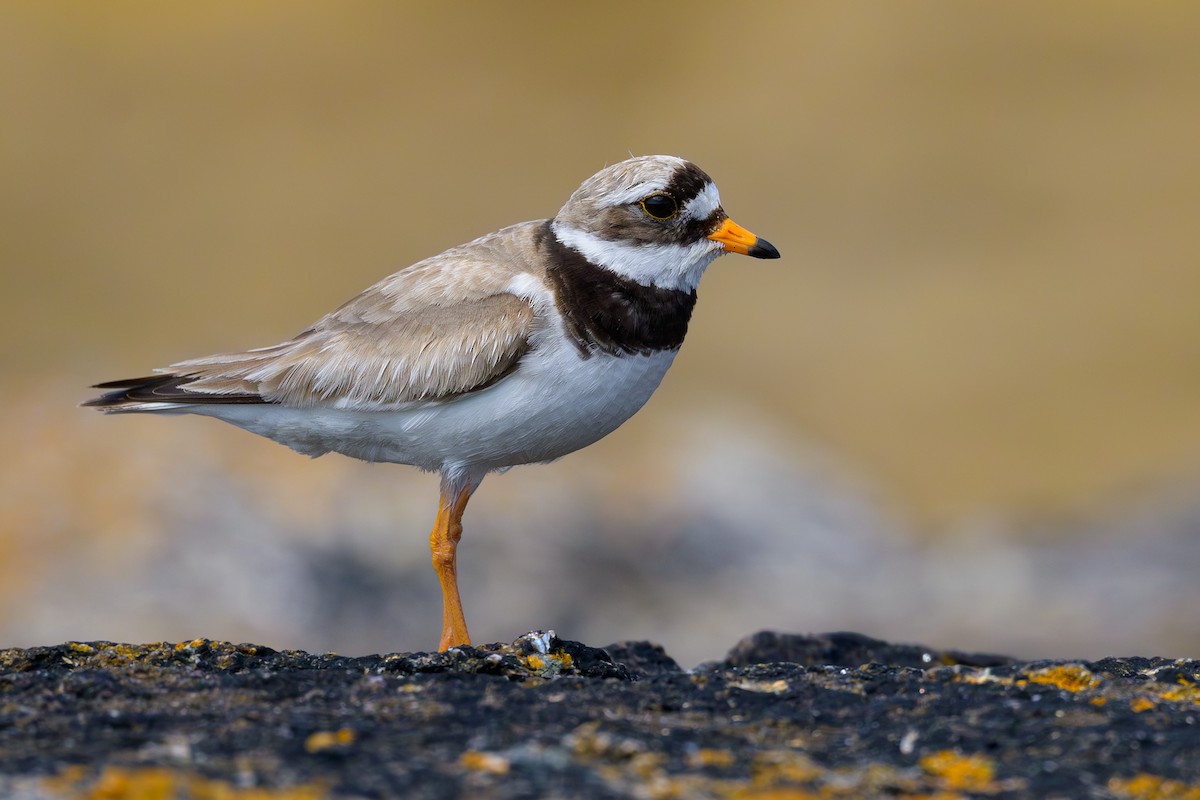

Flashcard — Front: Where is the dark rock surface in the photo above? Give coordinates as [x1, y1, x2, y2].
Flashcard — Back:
[1, 631, 1197, 799]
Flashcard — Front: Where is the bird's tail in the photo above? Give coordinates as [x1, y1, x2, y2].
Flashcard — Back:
[83, 374, 265, 412]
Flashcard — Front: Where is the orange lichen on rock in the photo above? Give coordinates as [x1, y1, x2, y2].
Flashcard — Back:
[522, 649, 574, 676]
[303, 728, 355, 753]
[44, 765, 327, 799]
[919, 750, 998, 792]
[1160, 678, 1200, 705]
[63, 642, 149, 667]
[747, 750, 825, 790]
[1128, 677, 1200, 714]
[1020, 664, 1100, 693]
[459, 750, 511, 775]
[1109, 773, 1200, 800]
[686, 748, 737, 769]
[1131, 697, 1157, 713]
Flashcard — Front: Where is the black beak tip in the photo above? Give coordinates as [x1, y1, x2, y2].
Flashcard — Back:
[748, 237, 781, 259]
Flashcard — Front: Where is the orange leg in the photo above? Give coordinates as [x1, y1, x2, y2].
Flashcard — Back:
[429, 482, 474, 650]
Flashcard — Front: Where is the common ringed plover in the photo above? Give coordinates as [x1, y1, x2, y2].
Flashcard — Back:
[86, 154, 780, 651]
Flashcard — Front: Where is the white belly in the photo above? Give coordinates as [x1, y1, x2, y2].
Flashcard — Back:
[187, 341, 679, 475]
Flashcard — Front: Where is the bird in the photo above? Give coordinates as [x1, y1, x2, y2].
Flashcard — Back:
[84, 155, 780, 652]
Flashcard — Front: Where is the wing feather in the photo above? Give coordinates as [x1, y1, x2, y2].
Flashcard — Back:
[159, 222, 545, 408]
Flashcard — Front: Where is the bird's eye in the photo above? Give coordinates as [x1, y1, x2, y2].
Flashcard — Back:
[639, 193, 679, 220]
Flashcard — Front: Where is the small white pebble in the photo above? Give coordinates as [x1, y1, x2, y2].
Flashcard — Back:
[528, 631, 554, 654]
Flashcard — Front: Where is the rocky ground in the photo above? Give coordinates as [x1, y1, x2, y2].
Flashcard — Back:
[0, 631, 1197, 799]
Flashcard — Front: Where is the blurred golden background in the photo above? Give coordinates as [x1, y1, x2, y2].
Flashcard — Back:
[2, 2, 1199, 664]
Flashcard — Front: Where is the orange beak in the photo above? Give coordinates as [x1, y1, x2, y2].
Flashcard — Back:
[706, 216, 780, 259]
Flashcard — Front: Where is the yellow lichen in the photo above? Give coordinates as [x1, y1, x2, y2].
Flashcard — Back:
[39, 764, 91, 795]
[44, 765, 327, 799]
[303, 728, 355, 753]
[687, 748, 737, 769]
[522, 649, 574, 675]
[459, 750, 510, 775]
[1109, 773, 1200, 799]
[919, 750, 997, 792]
[1020, 664, 1100, 693]
[628, 752, 666, 780]
[109, 645, 146, 661]
[748, 750, 824, 788]
[1161, 679, 1200, 705]
[86, 766, 176, 800]
[1130, 697, 1156, 713]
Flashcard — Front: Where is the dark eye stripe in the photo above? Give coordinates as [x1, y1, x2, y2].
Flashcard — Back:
[679, 209, 726, 243]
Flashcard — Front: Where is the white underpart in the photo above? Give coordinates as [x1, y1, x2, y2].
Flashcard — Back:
[176, 322, 680, 485]
[550, 221, 724, 293]
[684, 181, 722, 222]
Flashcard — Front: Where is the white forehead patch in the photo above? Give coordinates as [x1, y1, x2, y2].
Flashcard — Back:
[683, 182, 721, 221]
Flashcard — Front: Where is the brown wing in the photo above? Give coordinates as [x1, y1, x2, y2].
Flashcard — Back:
[148, 222, 545, 408]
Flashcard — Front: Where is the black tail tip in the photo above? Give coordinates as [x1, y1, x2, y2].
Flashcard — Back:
[83, 375, 167, 408]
